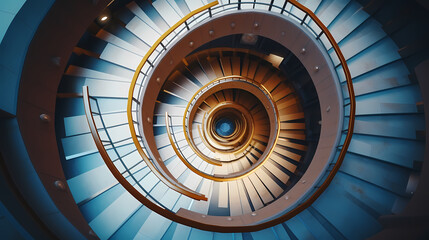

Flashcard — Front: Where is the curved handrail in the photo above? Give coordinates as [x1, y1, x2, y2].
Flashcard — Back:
[198, 123, 255, 163]
[83, 87, 207, 201]
[168, 111, 260, 181]
[125, 3, 221, 201]
[276, 0, 355, 217]
[182, 76, 279, 167]
[202, 103, 251, 150]
[198, 124, 226, 155]
[198, 102, 257, 160]
[169, 75, 280, 181]
[119, 0, 354, 232]
[201, 105, 250, 149]
[176, 0, 356, 228]
[126, 1, 221, 181]
[83, 86, 169, 207]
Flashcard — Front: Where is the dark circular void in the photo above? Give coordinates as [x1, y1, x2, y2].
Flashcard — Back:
[215, 118, 236, 137]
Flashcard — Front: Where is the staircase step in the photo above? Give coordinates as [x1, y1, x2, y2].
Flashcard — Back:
[80, 183, 126, 223]
[184, 0, 205, 11]
[134, 211, 172, 239]
[67, 164, 118, 204]
[250, 228, 279, 240]
[342, 61, 411, 98]
[328, 1, 369, 44]
[297, 209, 337, 240]
[242, 177, 264, 210]
[347, 134, 424, 169]
[333, 172, 400, 215]
[109, 206, 152, 240]
[348, 85, 421, 116]
[62, 151, 105, 179]
[352, 115, 424, 140]
[100, 22, 150, 56]
[136, 0, 170, 32]
[272, 224, 293, 240]
[89, 191, 141, 240]
[283, 216, 317, 240]
[125, 16, 162, 47]
[153, 0, 182, 27]
[127, 2, 164, 34]
[62, 133, 98, 160]
[300, 0, 323, 13]
[173, 0, 191, 16]
[340, 152, 413, 196]
[331, 18, 386, 66]
[338, 38, 402, 82]
[313, 185, 382, 239]
[310, 0, 351, 30]
[188, 228, 213, 240]
[99, 43, 142, 70]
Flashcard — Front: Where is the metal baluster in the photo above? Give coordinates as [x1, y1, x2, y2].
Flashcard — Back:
[301, 14, 308, 25]
[160, 42, 167, 51]
[132, 97, 140, 104]
[269, 0, 274, 11]
[281, 0, 288, 14]
[147, 60, 154, 68]
[316, 31, 324, 40]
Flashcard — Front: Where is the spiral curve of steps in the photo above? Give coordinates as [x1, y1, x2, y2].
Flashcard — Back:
[54, 0, 425, 239]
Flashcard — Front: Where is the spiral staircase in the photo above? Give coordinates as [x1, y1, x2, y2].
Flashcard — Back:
[0, 0, 428, 239]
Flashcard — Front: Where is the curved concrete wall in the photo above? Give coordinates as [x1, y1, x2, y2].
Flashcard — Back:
[0, 0, 54, 116]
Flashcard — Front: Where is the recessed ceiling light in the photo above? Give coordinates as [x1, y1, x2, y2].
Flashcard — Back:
[100, 16, 108, 21]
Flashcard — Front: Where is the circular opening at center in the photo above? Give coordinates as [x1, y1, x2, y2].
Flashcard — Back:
[215, 118, 236, 137]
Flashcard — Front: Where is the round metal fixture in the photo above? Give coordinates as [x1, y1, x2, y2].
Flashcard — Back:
[54, 180, 66, 191]
[40, 113, 51, 122]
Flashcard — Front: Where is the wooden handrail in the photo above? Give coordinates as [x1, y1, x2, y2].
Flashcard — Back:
[182, 75, 280, 168]
[173, 75, 280, 181]
[202, 104, 251, 149]
[83, 86, 207, 201]
[267, 0, 355, 221]
[167, 111, 239, 181]
[125, 1, 218, 201]
[198, 102, 257, 159]
[198, 125, 255, 163]
[116, 0, 354, 232]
